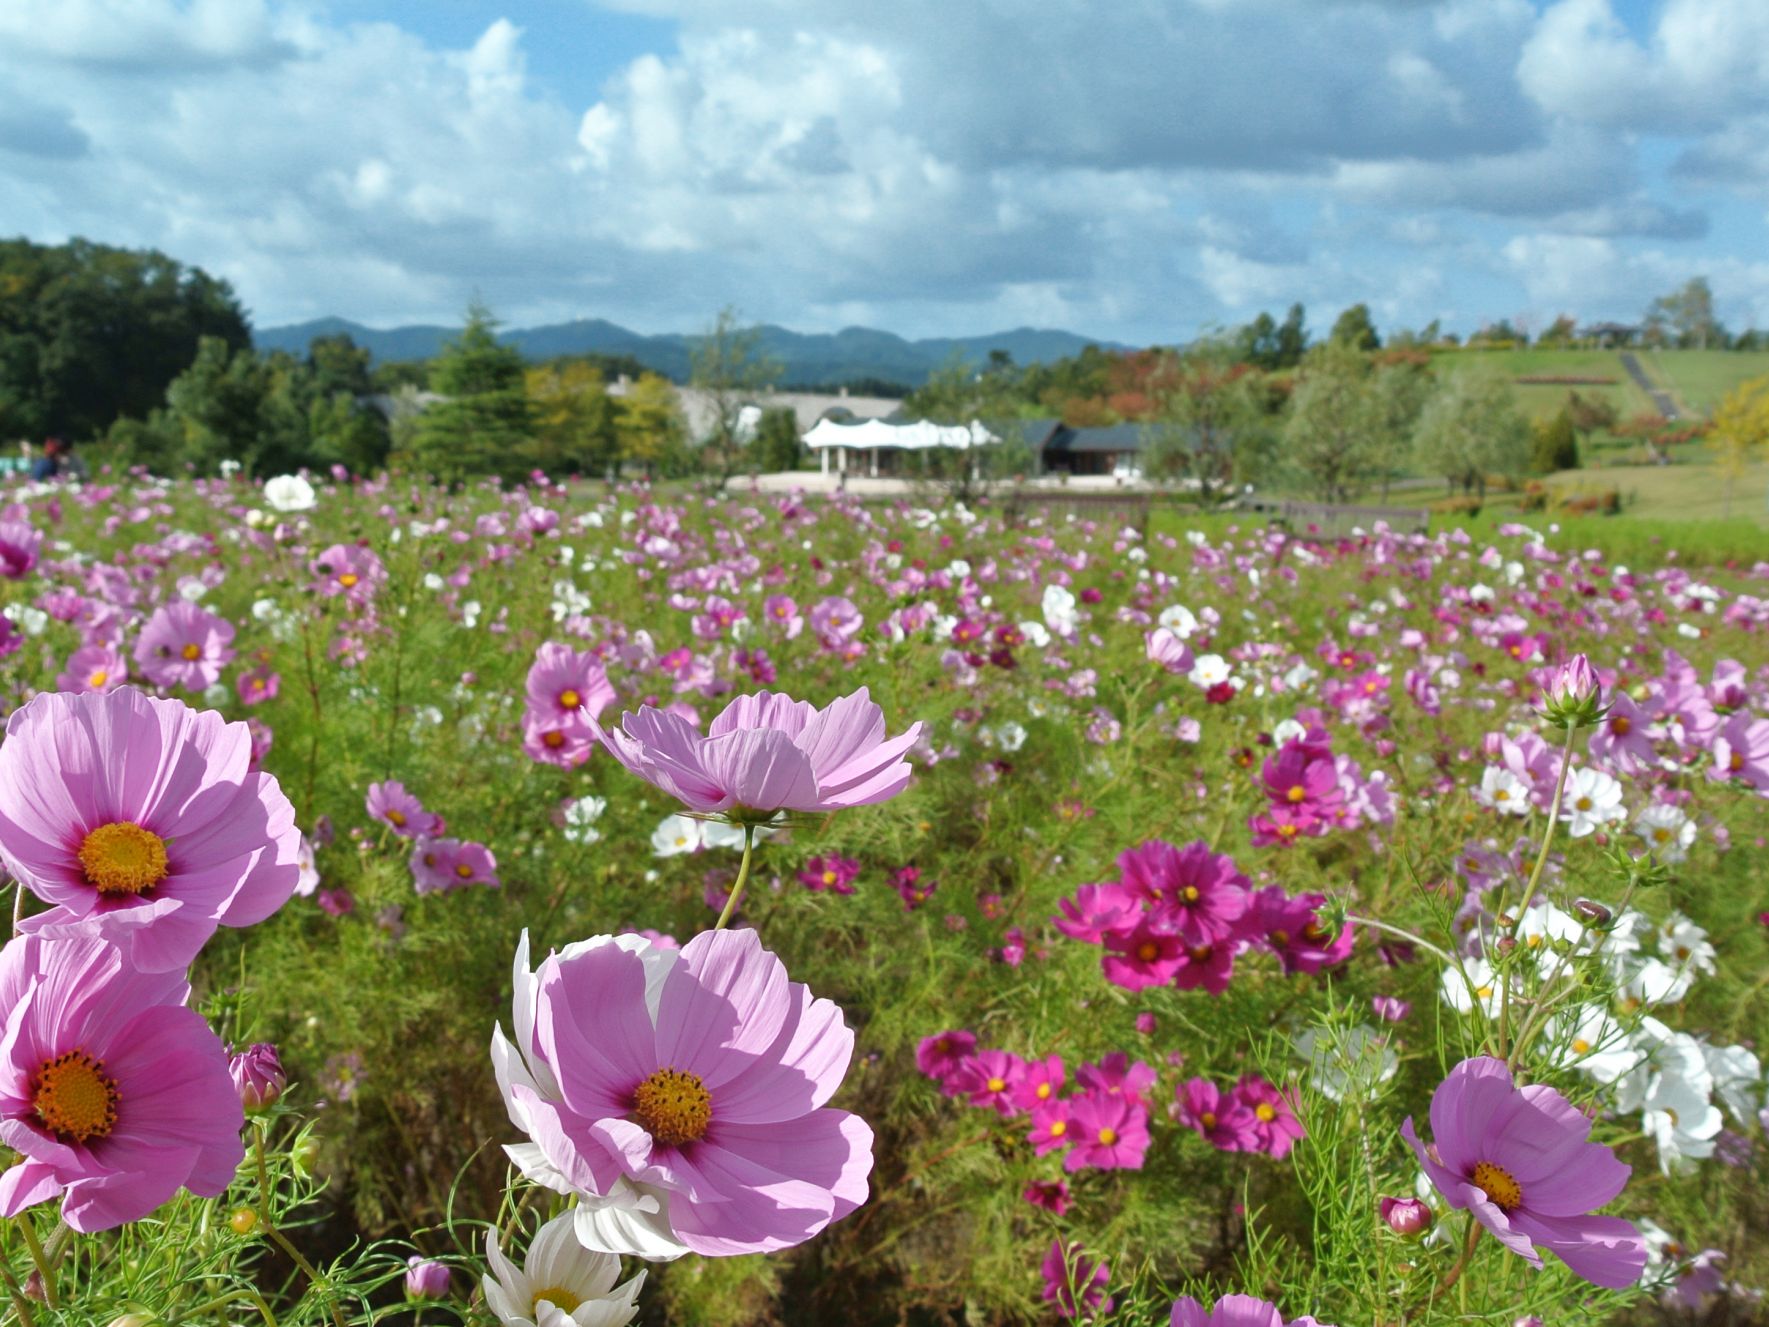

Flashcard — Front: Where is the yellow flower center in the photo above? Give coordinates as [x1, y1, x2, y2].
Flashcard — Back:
[533, 1287, 581, 1314]
[387, 809, 406, 827]
[1255, 1103, 1276, 1123]
[1048, 1119, 1067, 1137]
[1286, 785, 1305, 803]
[542, 730, 565, 749]
[1494, 788, 1511, 802]
[1035, 1082, 1052, 1100]
[558, 689, 581, 710]
[1652, 828, 1672, 844]
[1182, 885, 1200, 902]
[1137, 941, 1160, 962]
[78, 822, 169, 896]
[454, 862, 475, 879]
[1732, 752, 1746, 771]
[1575, 796, 1593, 812]
[1097, 1127, 1118, 1146]
[32, 1051, 118, 1144]
[1472, 1160, 1522, 1211]
[985, 1076, 1006, 1093]
[822, 870, 838, 886]
[1474, 984, 1493, 999]
[1277, 823, 1299, 839]
[180, 643, 201, 661]
[632, 1067, 712, 1146]
[1200, 1111, 1217, 1129]
[89, 670, 108, 688]
[338, 572, 359, 588]
[1571, 1038, 1591, 1054]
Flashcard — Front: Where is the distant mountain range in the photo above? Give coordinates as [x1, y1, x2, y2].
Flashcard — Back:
[252, 316, 1130, 387]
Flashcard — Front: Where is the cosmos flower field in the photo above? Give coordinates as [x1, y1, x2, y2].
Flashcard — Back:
[0, 467, 1762, 1326]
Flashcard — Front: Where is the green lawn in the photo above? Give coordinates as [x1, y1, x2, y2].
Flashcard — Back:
[1428, 347, 1769, 424]
[1639, 349, 1769, 415]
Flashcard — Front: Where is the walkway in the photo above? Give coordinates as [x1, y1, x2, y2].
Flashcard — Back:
[1618, 353, 1680, 420]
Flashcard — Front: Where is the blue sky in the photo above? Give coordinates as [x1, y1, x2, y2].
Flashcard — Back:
[2, 0, 1767, 346]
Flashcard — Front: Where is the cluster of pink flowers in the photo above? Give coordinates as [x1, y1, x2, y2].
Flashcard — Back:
[918, 1033, 1156, 1173]
[521, 641, 617, 768]
[1174, 1074, 1305, 1157]
[1250, 726, 1394, 847]
[1055, 839, 1353, 994]
[799, 854, 861, 895]
[364, 780, 497, 894]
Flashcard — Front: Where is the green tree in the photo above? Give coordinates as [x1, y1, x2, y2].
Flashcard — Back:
[614, 372, 687, 478]
[0, 237, 248, 442]
[753, 407, 805, 472]
[1710, 374, 1769, 516]
[1531, 409, 1581, 474]
[1646, 277, 1725, 350]
[1282, 344, 1381, 502]
[1367, 354, 1434, 499]
[406, 304, 532, 484]
[1142, 339, 1263, 500]
[1412, 366, 1531, 499]
[525, 361, 619, 478]
[689, 307, 781, 489]
[1328, 304, 1381, 352]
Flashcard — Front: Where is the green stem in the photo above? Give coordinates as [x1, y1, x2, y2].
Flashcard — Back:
[712, 826, 756, 931]
[1343, 914, 1454, 965]
[1426, 1214, 1482, 1309]
[254, 1123, 345, 1327]
[1498, 723, 1579, 1059]
[12, 1222, 51, 1310]
[0, 1258, 34, 1327]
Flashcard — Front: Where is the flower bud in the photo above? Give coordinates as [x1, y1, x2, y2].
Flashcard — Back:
[1539, 653, 1607, 731]
[230, 1206, 259, 1235]
[1572, 898, 1613, 929]
[405, 1257, 451, 1300]
[1380, 1196, 1433, 1236]
[229, 1043, 286, 1112]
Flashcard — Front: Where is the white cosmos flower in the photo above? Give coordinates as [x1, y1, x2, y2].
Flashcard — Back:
[1656, 913, 1716, 977]
[1440, 957, 1504, 1015]
[1701, 1041, 1762, 1122]
[484, 1211, 645, 1327]
[1041, 585, 1079, 636]
[1643, 1066, 1722, 1174]
[1560, 767, 1625, 838]
[1634, 804, 1696, 863]
[1621, 955, 1696, 1006]
[263, 473, 317, 512]
[1293, 1024, 1397, 1102]
[1474, 766, 1531, 816]
[1551, 1004, 1640, 1083]
[651, 815, 703, 857]
[492, 933, 690, 1261]
[1157, 604, 1199, 637]
[561, 796, 607, 846]
[1187, 654, 1231, 689]
[1018, 620, 1051, 648]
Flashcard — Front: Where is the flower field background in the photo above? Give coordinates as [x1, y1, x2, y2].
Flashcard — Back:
[0, 467, 1763, 1326]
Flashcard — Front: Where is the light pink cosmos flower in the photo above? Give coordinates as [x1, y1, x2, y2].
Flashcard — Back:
[366, 780, 443, 838]
[1403, 1056, 1646, 1288]
[1145, 627, 1195, 675]
[524, 642, 616, 723]
[492, 928, 873, 1260]
[1170, 1293, 1332, 1327]
[0, 688, 301, 972]
[133, 601, 236, 691]
[409, 837, 499, 893]
[55, 644, 126, 695]
[1063, 1090, 1150, 1171]
[310, 543, 387, 606]
[235, 665, 280, 707]
[0, 933, 244, 1231]
[1708, 713, 1769, 793]
[590, 688, 923, 819]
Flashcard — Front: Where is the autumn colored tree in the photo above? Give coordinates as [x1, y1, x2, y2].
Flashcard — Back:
[1710, 374, 1769, 516]
[525, 360, 618, 478]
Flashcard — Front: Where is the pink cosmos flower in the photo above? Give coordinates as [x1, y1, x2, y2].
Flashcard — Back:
[409, 837, 499, 893]
[1116, 839, 1249, 940]
[590, 688, 923, 819]
[1028, 1100, 1073, 1156]
[915, 1030, 977, 1088]
[56, 644, 126, 695]
[1175, 1077, 1259, 1152]
[1709, 713, 1769, 793]
[1403, 1056, 1645, 1288]
[310, 543, 387, 605]
[1042, 1240, 1112, 1320]
[492, 928, 873, 1260]
[1247, 888, 1354, 973]
[366, 781, 444, 838]
[1053, 882, 1141, 943]
[0, 688, 301, 972]
[0, 520, 41, 579]
[1023, 1177, 1071, 1215]
[524, 642, 617, 724]
[1586, 692, 1658, 774]
[133, 601, 236, 691]
[1075, 1053, 1158, 1104]
[952, 1049, 1026, 1116]
[1064, 1091, 1150, 1171]
[1011, 1053, 1066, 1113]
[1145, 627, 1194, 675]
[235, 665, 280, 707]
[1233, 1076, 1305, 1158]
[522, 713, 599, 769]
[1170, 1293, 1331, 1327]
[799, 855, 861, 896]
[0, 933, 244, 1231]
[1101, 920, 1188, 991]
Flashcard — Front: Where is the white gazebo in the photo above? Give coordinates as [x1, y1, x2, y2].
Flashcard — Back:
[803, 417, 1000, 478]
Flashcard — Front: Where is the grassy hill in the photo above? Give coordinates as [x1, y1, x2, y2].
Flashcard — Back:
[1429, 346, 1769, 423]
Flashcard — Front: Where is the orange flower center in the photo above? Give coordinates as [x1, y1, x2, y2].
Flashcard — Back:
[338, 573, 359, 588]
[454, 862, 475, 879]
[180, 643, 201, 661]
[78, 822, 169, 896]
[1611, 716, 1631, 735]
[632, 1067, 712, 1146]
[33, 1050, 118, 1144]
[1731, 752, 1745, 772]
[1472, 1160, 1522, 1211]
[1255, 1103, 1276, 1122]
[542, 730, 566, 749]
[1200, 1111, 1217, 1129]
[1286, 785, 1306, 803]
[387, 809, 406, 827]
[558, 689, 581, 710]
[89, 670, 108, 688]
[1137, 941, 1160, 962]
[822, 870, 838, 885]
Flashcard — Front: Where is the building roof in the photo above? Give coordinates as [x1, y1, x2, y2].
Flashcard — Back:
[1051, 423, 1147, 453]
[605, 378, 901, 436]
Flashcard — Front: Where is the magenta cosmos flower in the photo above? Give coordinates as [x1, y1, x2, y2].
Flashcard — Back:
[366, 780, 444, 838]
[310, 543, 387, 606]
[0, 933, 244, 1231]
[492, 927, 872, 1260]
[133, 601, 236, 691]
[0, 688, 302, 972]
[590, 688, 923, 819]
[0, 520, 41, 579]
[1170, 1294, 1331, 1327]
[1402, 1056, 1645, 1288]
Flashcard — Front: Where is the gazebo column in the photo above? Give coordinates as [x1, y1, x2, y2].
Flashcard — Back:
[870, 448, 879, 478]
[820, 447, 829, 476]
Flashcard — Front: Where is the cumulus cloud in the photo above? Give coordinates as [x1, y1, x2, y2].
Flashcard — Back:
[0, 0, 1758, 340]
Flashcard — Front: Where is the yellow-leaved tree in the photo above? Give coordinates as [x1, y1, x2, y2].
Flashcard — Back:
[1710, 375, 1769, 518]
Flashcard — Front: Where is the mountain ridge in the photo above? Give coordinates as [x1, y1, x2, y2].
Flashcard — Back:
[252, 316, 1131, 387]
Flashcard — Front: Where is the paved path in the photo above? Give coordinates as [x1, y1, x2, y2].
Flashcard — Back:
[1619, 353, 1680, 420]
